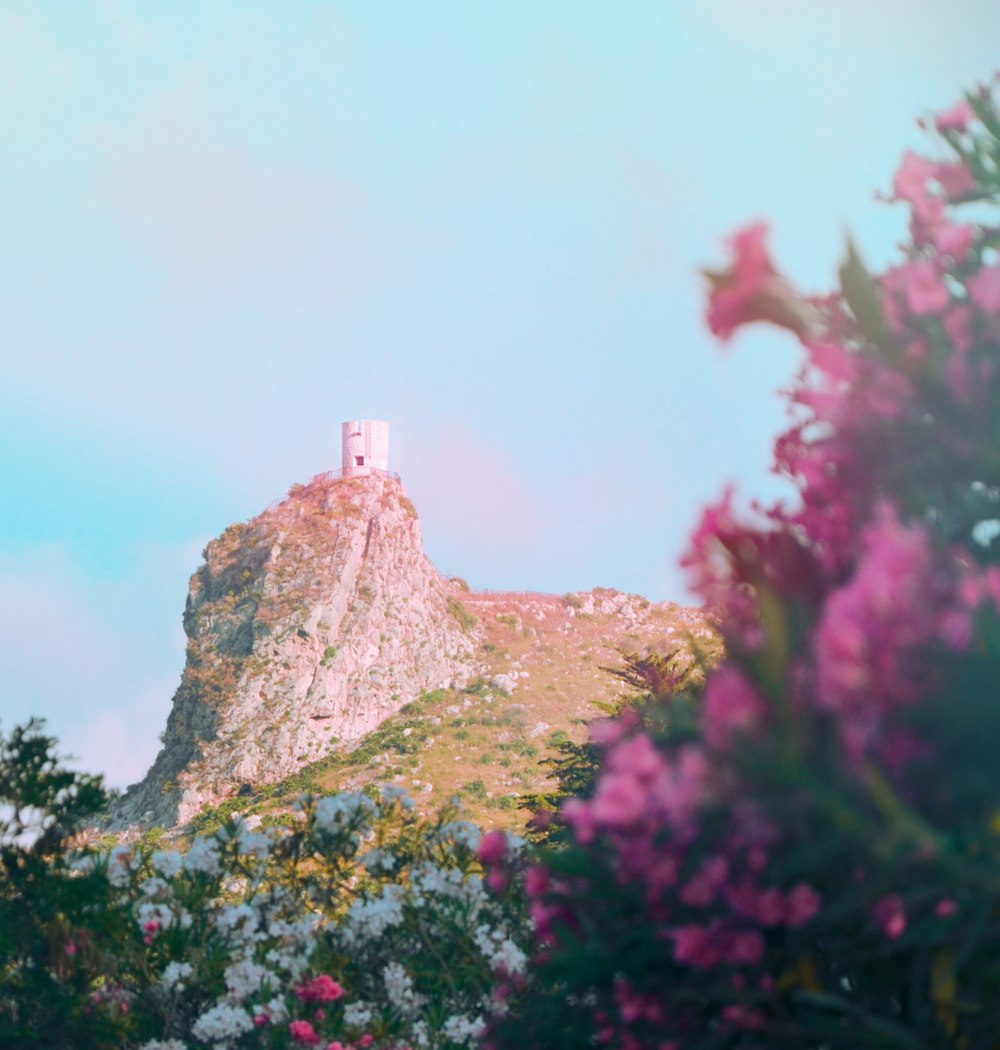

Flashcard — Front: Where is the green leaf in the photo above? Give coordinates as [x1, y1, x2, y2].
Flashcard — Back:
[838, 237, 897, 357]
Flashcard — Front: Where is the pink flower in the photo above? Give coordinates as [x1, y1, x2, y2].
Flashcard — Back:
[486, 869, 509, 892]
[968, 264, 1000, 314]
[873, 894, 907, 939]
[934, 222, 976, 261]
[702, 666, 767, 750]
[290, 1020, 322, 1046]
[814, 504, 939, 758]
[607, 733, 667, 782]
[591, 771, 647, 827]
[295, 975, 344, 1004]
[727, 929, 765, 965]
[359, 1035, 375, 1048]
[936, 898, 958, 918]
[679, 855, 729, 907]
[722, 1004, 764, 1029]
[899, 260, 950, 316]
[943, 305, 972, 354]
[786, 883, 821, 927]
[524, 864, 550, 897]
[478, 829, 508, 867]
[672, 923, 718, 968]
[892, 151, 934, 205]
[935, 99, 973, 132]
[933, 161, 975, 199]
[705, 223, 816, 342]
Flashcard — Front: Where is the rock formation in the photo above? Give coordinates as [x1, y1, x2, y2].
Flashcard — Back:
[108, 471, 717, 834]
[110, 472, 478, 828]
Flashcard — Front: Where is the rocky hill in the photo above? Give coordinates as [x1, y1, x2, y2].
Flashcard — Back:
[108, 472, 715, 833]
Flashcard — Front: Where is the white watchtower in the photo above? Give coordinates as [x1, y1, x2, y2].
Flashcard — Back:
[342, 419, 390, 477]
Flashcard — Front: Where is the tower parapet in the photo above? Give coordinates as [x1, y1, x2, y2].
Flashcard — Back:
[342, 420, 390, 477]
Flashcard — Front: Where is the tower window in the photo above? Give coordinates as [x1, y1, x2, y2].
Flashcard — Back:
[355, 455, 365, 466]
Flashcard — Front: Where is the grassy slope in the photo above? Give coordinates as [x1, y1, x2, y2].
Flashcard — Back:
[184, 590, 717, 838]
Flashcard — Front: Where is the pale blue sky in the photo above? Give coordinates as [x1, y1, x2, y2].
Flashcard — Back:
[2, 1, 999, 784]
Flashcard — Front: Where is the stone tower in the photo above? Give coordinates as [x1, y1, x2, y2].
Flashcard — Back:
[342, 419, 390, 477]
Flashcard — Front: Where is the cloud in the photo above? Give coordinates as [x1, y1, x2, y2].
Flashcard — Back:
[0, 540, 195, 788]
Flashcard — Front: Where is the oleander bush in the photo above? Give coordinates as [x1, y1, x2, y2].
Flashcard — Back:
[488, 80, 1000, 1049]
[0, 722, 530, 1050]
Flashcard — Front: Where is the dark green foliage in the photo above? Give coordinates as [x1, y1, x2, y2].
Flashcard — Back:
[0, 721, 127, 1050]
[446, 597, 477, 633]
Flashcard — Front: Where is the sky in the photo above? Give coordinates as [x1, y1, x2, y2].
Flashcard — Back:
[3, 1, 1000, 787]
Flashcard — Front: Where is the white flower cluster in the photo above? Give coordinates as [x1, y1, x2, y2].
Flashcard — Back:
[442, 1012, 487, 1046]
[474, 923, 527, 976]
[409, 861, 487, 913]
[93, 788, 532, 1050]
[343, 1000, 374, 1027]
[360, 846, 397, 873]
[435, 820, 482, 850]
[182, 836, 221, 876]
[383, 960, 426, 1018]
[313, 791, 374, 834]
[191, 1000, 254, 1043]
[379, 783, 415, 809]
[224, 957, 269, 1001]
[151, 849, 183, 878]
[160, 960, 193, 991]
[342, 884, 405, 945]
[106, 845, 139, 888]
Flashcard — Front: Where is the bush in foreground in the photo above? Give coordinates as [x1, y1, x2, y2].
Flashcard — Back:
[489, 81, 1000, 1049]
[0, 722, 529, 1050]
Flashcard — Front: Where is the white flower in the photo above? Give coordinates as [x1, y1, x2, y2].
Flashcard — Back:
[360, 847, 396, 873]
[410, 1019, 429, 1047]
[141, 876, 169, 898]
[265, 995, 288, 1022]
[215, 903, 259, 943]
[474, 924, 528, 976]
[67, 852, 95, 874]
[233, 820, 271, 859]
[313, 792, 374, 834]
[140, 1040, 187, 1050]
[379, 783, 414, 809]
[409, 862, 487, 914]
[442, 1012, 486, 1046]
[342, 885, 405, 945]
[224, 958, 269, 1001]
[343, 1000, 374, 1028]
[161, 961, 193, 991]
[435, 820, 481, 849]
[382, 961, 425, 1018]
[106, 845, 138, 888]
[137, 901, 176, 932]
[151, 849, 183, 878]
[191, 1001, 254, 1042]
[182, 836, 221, 876]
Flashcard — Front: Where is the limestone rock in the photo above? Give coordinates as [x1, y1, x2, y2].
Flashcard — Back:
[108, 473, 478, 829]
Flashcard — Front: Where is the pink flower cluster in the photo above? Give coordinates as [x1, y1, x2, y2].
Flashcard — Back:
[520, 84, 1000, 1048]
[294, 974, 345, 1004]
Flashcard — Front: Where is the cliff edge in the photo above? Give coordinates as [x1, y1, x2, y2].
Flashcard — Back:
[109, 472, 477, 829]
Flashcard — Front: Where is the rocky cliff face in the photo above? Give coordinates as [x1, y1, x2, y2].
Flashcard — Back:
[110, 473, 478, 829]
